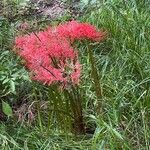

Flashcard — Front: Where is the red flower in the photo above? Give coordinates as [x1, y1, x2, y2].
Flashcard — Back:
[55, 20, 105, 42]
[15, 30, 80, 87]
[15, 20, 105, 87]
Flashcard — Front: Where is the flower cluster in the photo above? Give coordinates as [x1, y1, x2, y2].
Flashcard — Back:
[15, 20, 105, 87]
[56, 20, 105, 42]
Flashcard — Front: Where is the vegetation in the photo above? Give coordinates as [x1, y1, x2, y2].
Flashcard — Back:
[0, 0, 150, 149]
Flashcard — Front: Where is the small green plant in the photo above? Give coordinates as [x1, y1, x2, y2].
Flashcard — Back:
[0, 17, 29, 121]
[2, 100, 13, 117]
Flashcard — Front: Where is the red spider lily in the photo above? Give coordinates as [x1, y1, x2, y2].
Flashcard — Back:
[15, 20, 105, 88]
[55, 20, 105, 42]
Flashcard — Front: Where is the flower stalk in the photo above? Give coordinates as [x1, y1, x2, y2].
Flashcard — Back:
[64, 87, 85, 134]
[88, 44, 103, 113]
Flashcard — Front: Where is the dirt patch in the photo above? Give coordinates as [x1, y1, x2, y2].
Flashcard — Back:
[30, 0, 68, 19]
[22, 0, 82, 20]
[0, 0, 82, 22]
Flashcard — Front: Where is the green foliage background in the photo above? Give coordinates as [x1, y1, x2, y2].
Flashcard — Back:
[0, 0, 150, 149]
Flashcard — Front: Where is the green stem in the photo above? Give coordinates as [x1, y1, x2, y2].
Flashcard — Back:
[33, 87, 43, 132]
[64, 87, 85, 134]
[88, 44, 103, 112]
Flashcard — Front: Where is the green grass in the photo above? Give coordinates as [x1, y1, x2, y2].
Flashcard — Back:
[81, 0, 150, 149]
[0, 0, 150, 149]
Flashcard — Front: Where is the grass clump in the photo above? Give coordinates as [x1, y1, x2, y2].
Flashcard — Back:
[81, 0, 150, 149]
